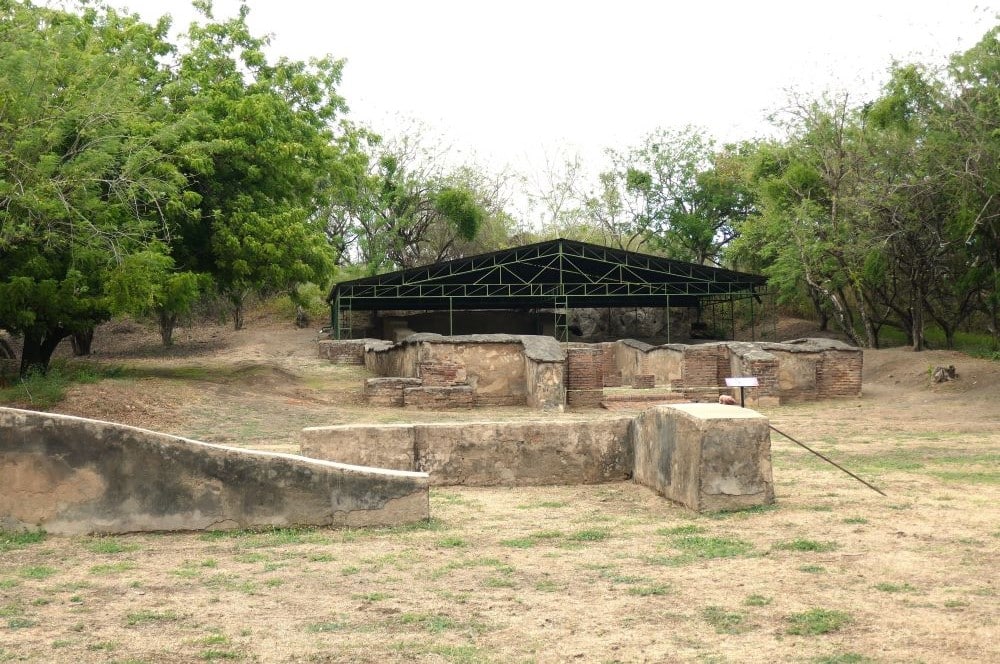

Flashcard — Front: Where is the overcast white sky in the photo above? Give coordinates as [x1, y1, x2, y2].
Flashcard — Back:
[115, 0, 997, 178]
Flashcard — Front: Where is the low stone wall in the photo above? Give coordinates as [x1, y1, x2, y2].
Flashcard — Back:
[632, 404, 774, 512]
[302, 419, 634, 486]
[317, 339, 366, 365]
[302, 406, 774, 512]
[603, 338, 861, 404]
[362, 334, 564, 410]
[0, 407, 429, 535]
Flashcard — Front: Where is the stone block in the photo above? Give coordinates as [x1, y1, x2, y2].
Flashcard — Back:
[318, 339, 366, 365]
[301, 424, 416, 472]
[631, 403, 774, 512]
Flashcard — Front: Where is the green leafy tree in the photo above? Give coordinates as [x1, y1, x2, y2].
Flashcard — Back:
[336, 128, 495, 271]
[586, 127, 753, 263]
[0, 1, 180, 375]
[164, 1, 342, 328]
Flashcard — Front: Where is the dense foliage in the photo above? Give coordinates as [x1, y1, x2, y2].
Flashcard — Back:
[1, 1, 996, 376]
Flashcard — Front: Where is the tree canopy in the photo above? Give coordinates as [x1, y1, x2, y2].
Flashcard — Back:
[2, 0, 997, 374]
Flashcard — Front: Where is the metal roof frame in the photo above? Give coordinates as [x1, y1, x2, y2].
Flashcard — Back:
[327, 238, 768, 340]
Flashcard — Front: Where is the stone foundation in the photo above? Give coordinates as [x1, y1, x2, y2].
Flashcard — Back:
[1, 407, 429, 535]
[404, 385, 476, 409]
[302, 405, 774, 513]
[302, 419, 634, 486]
[322, 335, 861, 409]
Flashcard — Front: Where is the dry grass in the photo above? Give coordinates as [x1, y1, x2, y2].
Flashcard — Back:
[1, 315, 998, 663]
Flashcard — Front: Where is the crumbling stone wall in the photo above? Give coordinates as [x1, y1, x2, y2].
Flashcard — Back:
[302, 419, 634, 486]
[1, 407, 429, 535]
[302, 405, 774, 513]
[317, 339, 366, 365]
[817, 349, 863, 398]
[565, 345, 604, 408]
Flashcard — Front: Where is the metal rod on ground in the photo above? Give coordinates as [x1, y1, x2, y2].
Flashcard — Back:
[768, 424, 887, 497]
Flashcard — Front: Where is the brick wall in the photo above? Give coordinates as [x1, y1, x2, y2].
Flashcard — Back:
[364, 377, 422, 406]
[318, 340, 366, 365]
[632, 374, 656, 389]
[817, 350, 863, 398]
[403, 386, 475, 409]
[601, 343, 622, 387]
[746, 358, 779, 399]
[682, 345, 721, 389]
[419, 361, 467, 387]
[566, 346, 604, 408]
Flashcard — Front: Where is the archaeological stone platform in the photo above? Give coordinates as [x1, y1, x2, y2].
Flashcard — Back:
[319, 334, 862, 411]
[302, 404, 774, 512]
[0, 407, 429, 535]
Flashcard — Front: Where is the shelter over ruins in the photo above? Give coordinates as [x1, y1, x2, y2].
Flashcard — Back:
[327, 239, 768, 341]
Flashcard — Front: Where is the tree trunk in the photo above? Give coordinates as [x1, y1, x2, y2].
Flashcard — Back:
[910, 284, 925, 352]
[19, 327, 68, 377]
[70, 327, 94, 356]
[807, 286, 829, 331]
[0, 336, 14, 360]
[232, 296, 245, 331]
[158, 310, 177, 346]
[807, 276, 865, 347]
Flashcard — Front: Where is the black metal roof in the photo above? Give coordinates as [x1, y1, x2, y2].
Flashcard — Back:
[328, 238, 767, 311]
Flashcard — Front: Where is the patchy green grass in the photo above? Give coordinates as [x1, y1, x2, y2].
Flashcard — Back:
[874, 582, 918, 593]
[436, 536, 467, 548]
[305, 619, 348, 633]
[627, 584, 670, 597]
[499, 537, 536, 549]
[702, 606, 753, 634]
[773, 539, 838, 553]
[813, 654, 875, 664]
[0, 530, 46, 553]
[18, 566, 57, 580]
[515, 500, 569, 509]
[656, 524, 704, 536]
[125, 610, 180, 626]
[567, 528, 611, 542]
[0, 362, 125, 408]
[744, 594, 772, 606]
[799, 564, 826, 574]
[671, 535, 754, 559]
[89, 562, 136, 576]
[85, 538, 140, 554]
[787, 608, 852, 635]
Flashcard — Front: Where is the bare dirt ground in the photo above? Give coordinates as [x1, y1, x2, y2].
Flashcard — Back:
[1, 314, 998, 663]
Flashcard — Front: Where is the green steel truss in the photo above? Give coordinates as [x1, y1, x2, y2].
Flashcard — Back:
[328, 239, 768, 339]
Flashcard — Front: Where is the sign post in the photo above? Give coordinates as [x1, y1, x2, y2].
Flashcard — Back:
[724, 376, 759, 408]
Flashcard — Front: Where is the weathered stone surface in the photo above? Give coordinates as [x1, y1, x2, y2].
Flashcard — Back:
[631, 403, 774, 512]
[631, 374, 656, 389]
[525, 357, 564, 410]
[318, 339, 366, 364]
[364, 377, 422, 406]
[301, 424, 416, 471]
[1, 407, 429, 534]
[403, 385, 476, 409]
[301, 419, 634, 486]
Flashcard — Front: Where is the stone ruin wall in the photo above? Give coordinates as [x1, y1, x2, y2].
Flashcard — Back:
[301, 403, 774, 513]
[319, 335, 862, 409]
[1, 407, 429, 535]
